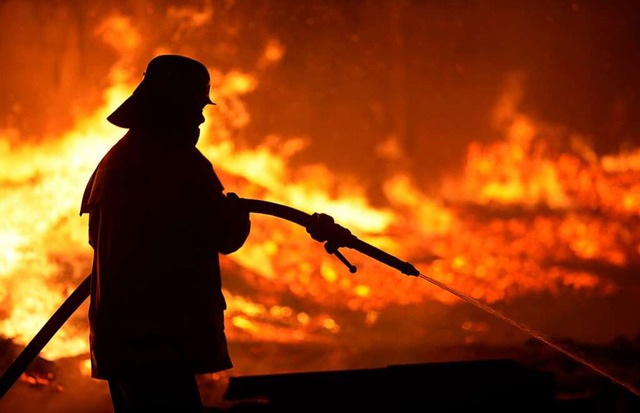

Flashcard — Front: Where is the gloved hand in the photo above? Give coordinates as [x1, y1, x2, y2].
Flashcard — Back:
[225, 191, 244, 209]
[305, 212, 354, 245]
[223, 192, 250, 222]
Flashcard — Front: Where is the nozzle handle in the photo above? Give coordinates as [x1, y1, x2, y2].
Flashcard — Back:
[324, 242, 357, 273]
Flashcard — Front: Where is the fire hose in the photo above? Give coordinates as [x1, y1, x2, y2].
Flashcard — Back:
[0, 198, 419, 399]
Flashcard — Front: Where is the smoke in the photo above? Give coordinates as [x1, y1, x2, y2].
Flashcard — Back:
[3, 1, 639, 168]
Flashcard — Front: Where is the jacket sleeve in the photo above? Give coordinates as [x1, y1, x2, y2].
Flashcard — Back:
[191, 151, 251, 255]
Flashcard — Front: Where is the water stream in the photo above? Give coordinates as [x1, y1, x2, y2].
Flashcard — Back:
[418, 272, 640, 398]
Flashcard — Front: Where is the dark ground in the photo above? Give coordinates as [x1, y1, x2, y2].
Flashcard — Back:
[1, 337, 640, 412]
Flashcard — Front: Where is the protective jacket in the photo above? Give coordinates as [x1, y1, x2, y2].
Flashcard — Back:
[80, 129, 250, 379]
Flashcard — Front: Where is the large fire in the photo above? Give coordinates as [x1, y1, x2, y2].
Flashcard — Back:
[1, 5, 639, 395]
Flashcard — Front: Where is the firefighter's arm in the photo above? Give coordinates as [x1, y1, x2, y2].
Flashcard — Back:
[216, 192, 251, 254]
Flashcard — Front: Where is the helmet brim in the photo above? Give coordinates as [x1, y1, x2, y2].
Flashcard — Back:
[107, 93, 216, 129]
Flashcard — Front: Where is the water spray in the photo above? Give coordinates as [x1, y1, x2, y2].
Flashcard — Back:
[416, 272, 640, 398]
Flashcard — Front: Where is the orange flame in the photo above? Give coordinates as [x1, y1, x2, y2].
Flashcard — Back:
[1, 15, 638, 373]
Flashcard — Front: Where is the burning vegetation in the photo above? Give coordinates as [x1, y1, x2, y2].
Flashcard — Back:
[1, 0, 640, 409]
